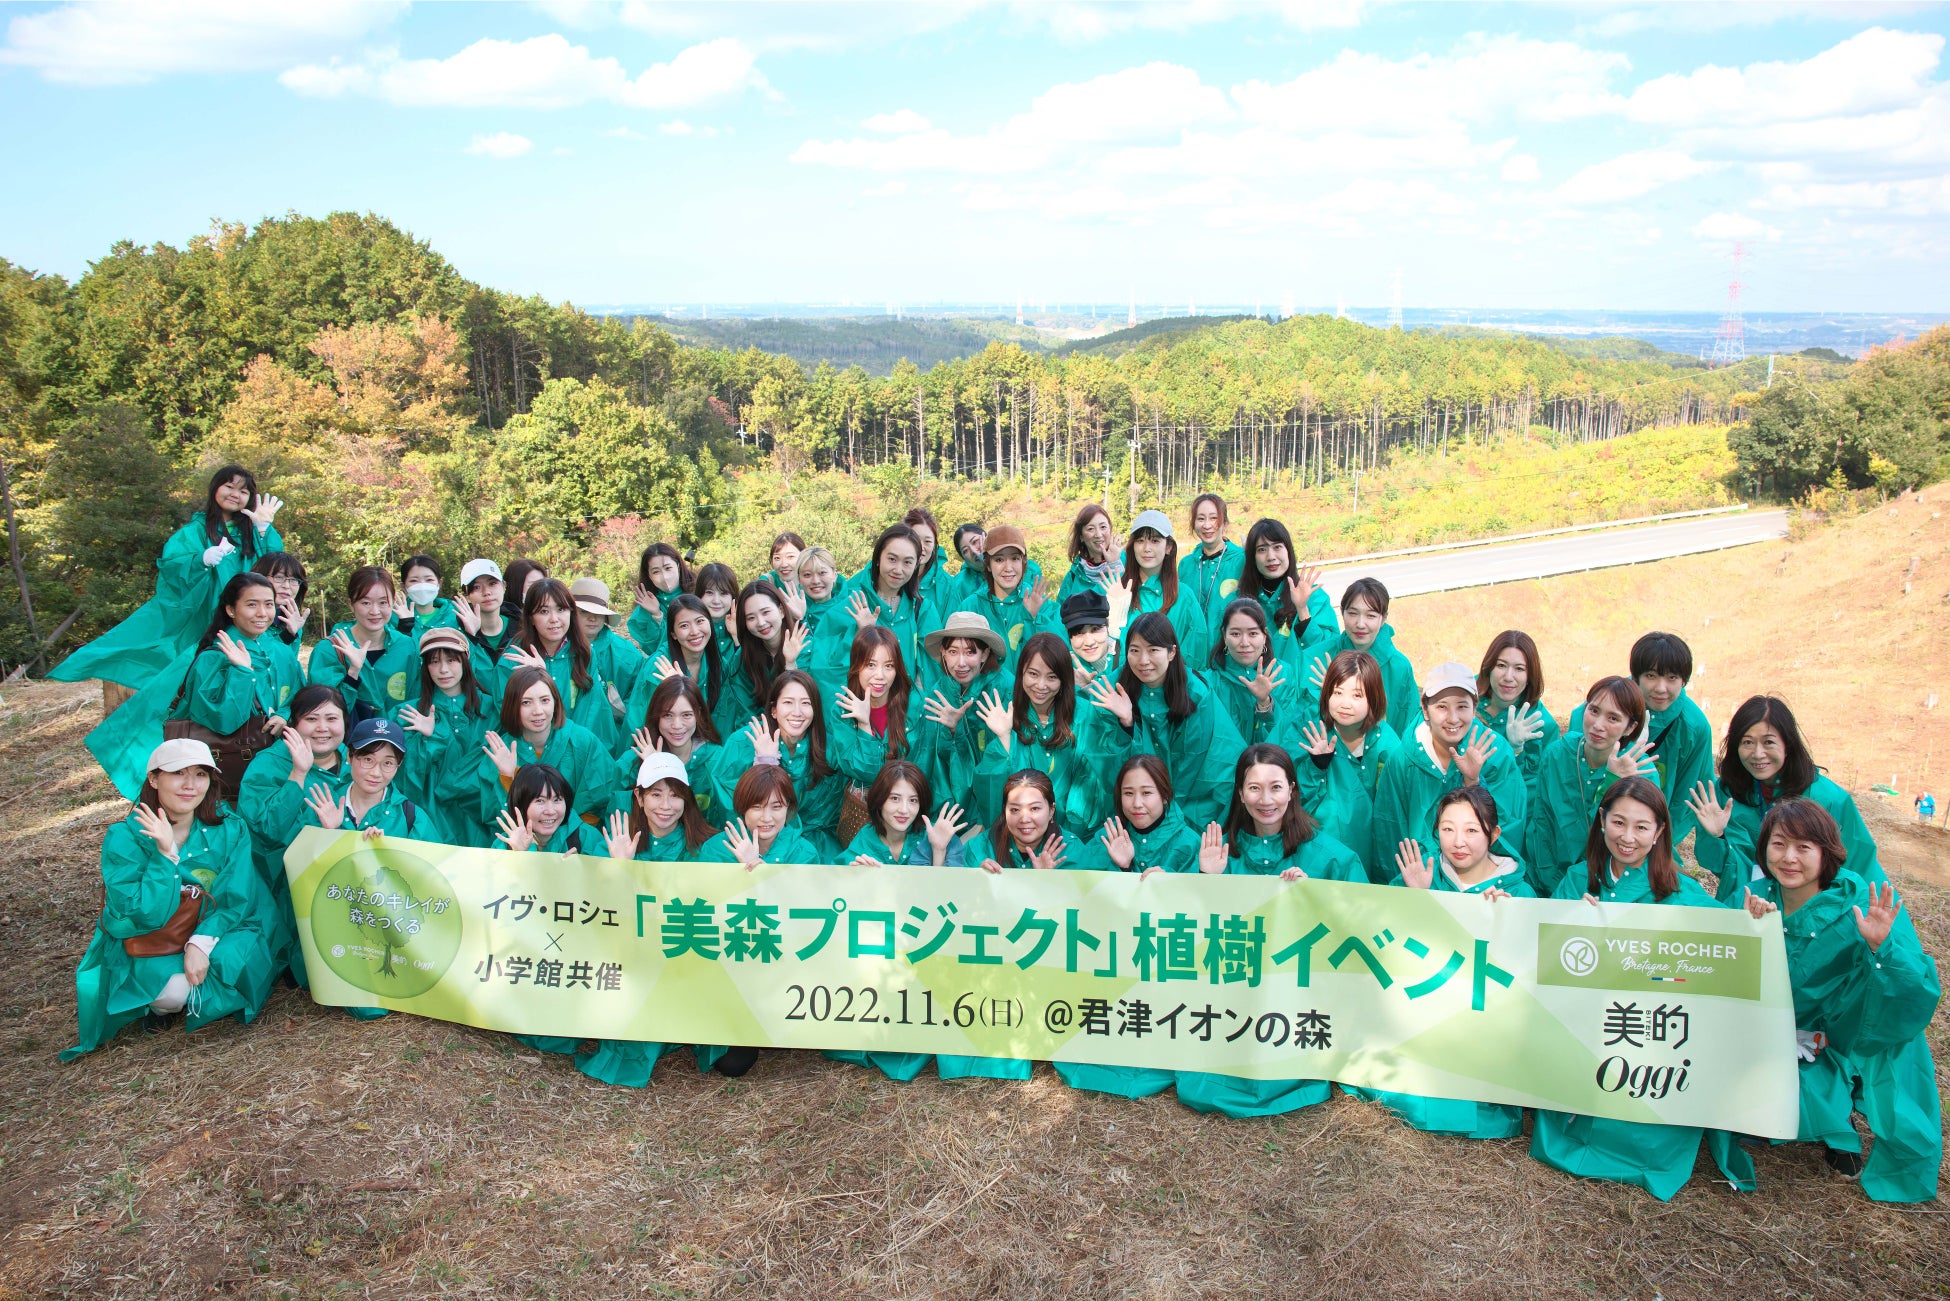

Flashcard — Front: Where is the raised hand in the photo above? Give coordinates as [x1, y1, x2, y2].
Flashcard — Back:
[283, 729, 314, 779]
[973, 689, 1013, 747]
[1306, 656, 1327, 693]
[634, 583, 663, 618]
[391, 588, 412, 622]
[723, 819, 763, 869]
[328, 629, 368, 676]
[276, 594, 309, 637]
[494, 808, 534, 851]
[133, 802, 180, 860]
[399, 705, 436, 738]
[1506, 701, 1547, 749]
[1027, 834, 1067, 871]
[214, 629, 252, 669]
[305, 784, 346, 831]
[201, 536, 236, 568]
[243, 493, 283, 531]
[1395, 838, 1435, 890]
[482, 731, 520, 780]
[780, 579, 806, 623]
[1743, 887, 1778, 920]
[650, 654, 683, 684]
[1197, 821, 1228, 875]
[1300, 720, 1336, 757]
[1245, 660, 1286, 708]
[1685, 781, 1732, 840]
[1854, 881, 1901, 951]
[781, 621, 806, 669]
[603, 811, 640, 862]
[631, 726, 659, 760]
[1022, 574, 1048, 617]
[1082, 675, 1134, 728]
[922, 690, 973, 731]
[924, 803, 968, 862]
[746, 717, 782, 764]
[1286, 565, 1322, 610]
[1101, 818, 1136, 871]
[1607, 732, 1659, 780]
[848, 589, 878, 630]
[452, 596, 481, 635]
[724, 616, 740, 649]
[834, 686, 872, 730]
[1455, 729, 1495, 785]
[500, 645, 547, 673]
[1071, 654, 1097, 693]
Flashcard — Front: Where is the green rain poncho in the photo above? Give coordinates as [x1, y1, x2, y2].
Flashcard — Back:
[1077, 673, 1245, 827]
[392, 598, 462, 634]
[390, 688, 496, 824]
[236, 742, 351, 980]
[948, 583, 1063, 679]
[968, 709, 1105, 837]
[693, 822, 826, 865]
[1299, 622, 1420, 740]
[1569, 690, 1714, 846]
[1067, 804, 1205, 874]
[625, 595, 677, 662]
[53, 516, 282, 690]
[308, 623, 422, 720]
[933, 839, 1055, 1082]
[85, 628, 304, 799]
[1529, 862, 1755, 1201]
[1295, 721, 1402, 874]
[1477, 696, 1561, 801]
[1205, 659, 1308, 751]
[710, 732, 846, 857]
[62, 813, 278, 1059]
[1346, 856, 1534, 1139]
[1746, 870, 1941, 1202]
[808, 573, 924, 694]
[908, 667, 1007, 812]
[1695, 773, 1888, 905]
[1173, 830, 1365, 1117]
[1055, 556, 1122, 608]
[1124, 572, 1211, 667]
[1235, 583, 1339, 675]
[827, 693, 929, 788]
[607, 741, 726, 825]
[588, 627, 648, 720]
[1177, 540, 1245, 625]
[459, 723, 616, 842]
[1369, 721, 1528, 887]
[484, 640, 624, 755]
[620, 657, 739, 758]
[301, 784, 442, 842]
[1523, 731, 1628, 896]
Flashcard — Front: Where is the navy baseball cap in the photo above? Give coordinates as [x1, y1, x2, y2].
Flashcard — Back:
[349, 717, 408, 755]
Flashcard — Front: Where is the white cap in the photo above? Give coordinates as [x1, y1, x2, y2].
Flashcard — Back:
[635, 751, 691, 790]
[1421, 661, 1480, 700]
[1130, 509, 1174, 540]
[459, 558, 503, 588]
[148, 738, 218, 773]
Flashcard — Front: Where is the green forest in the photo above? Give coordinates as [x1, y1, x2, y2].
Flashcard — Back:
[1, 210, 1945, 673]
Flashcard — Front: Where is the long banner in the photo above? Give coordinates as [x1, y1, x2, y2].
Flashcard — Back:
[285, 828, 1798, 1135]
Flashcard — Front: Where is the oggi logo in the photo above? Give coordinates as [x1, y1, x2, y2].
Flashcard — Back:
[1595, 1055, 1691, 1101]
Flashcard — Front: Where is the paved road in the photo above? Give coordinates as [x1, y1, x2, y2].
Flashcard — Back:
[1319, 510, 1791, 603]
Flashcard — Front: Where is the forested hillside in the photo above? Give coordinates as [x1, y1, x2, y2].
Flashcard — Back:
[0, 211, 1944, 673]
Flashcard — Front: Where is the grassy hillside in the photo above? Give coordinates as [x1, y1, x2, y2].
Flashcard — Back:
[623, 314, 1048, 376]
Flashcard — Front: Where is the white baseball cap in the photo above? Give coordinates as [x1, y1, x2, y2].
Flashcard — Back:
[636, 751, 691, 790]
[459, 558, 503, 588]
[1421, 661, 1480, 700]
[1130, 509, 1175, 540]
[148, 738, 218, 773]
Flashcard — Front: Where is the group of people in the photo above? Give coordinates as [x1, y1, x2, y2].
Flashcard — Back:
[51, 467, 1941, 1203]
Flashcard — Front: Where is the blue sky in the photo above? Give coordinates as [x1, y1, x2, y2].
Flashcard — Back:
[3, 1, 1947, 312]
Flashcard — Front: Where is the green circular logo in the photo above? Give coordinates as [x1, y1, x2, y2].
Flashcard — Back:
[1219, 578, 1238, 599]
[310, 844, 462, 996]
[386, 671, 408, 702]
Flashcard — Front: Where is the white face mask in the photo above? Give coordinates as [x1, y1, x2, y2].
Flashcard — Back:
[406, 582, 440, 607]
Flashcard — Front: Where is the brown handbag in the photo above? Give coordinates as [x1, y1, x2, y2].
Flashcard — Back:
[837, 785, 872, 850]
[162, 716, 278, 804]
[123, 883, 205, 958]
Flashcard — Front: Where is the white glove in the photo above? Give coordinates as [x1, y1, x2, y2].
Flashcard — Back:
[201, 538, 236, 567]
[1794, 1029, 1826, 1062]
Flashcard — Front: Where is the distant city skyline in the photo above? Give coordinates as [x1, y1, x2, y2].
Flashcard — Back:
[3, 2, 1948, 312]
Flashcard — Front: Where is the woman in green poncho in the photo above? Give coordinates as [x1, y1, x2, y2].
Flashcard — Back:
[1079, 612, 1244, 827]
[1055, 503, 1123, 607]
[1531, 777, 1755, 1202]
[1293, 649, 1401, 874]
[491, 578, 625, 755]
[309, 566, 423, 722]
[570, 578, 645, 738]
[1177, 493, 1244, 629]
[969, 632, 1102, 835]
[576, 750, 720, 1089]
[829, 760, 969, 1083]
[465, 666, 616, 839]
[1738, 799, 1940, 1202]
[719, 579, 808, 741]
[1299, 578, 1420, 740]
[1688, 695, 1889, 905]
[1568, 631, 1715, 846]
[391, 627, 494, 839]
[909, 612, 1008, 808]
[84, 572, 302, 801]
[1370, 662, 1528, 886]
[453, 559, 520, 687]
[626, 543, 693, 662]
[391, 554, 462, 634]
[898, 508, 957, 623]
[1524, 676, 1660, 896]
[1176, 744, 1366, 1118]
[783, 545, 841, 639]
[1348, 785, 1532, 1138]
[609, 675, 725, 826]
[828, 625, 925, 804]
[810, 524, 925, 693]
[1234, 518, 1336, 672]
[1206, 599, 1304, 750]
[53, 465, 285, 692]
[62, 739, 278, 1060]
[1120, 509, 1209, 666]
[624, 595, 733, 743]
[253, 551, 311, 653]
[762, 532, 804, 594]
[694, 563, 742, 669]
[948, 524, 1060, 680]
[1062, 590, 1120, 693]
[1056, 754, 1223, 1101]
[236, 686, 349, 982]
[713, 670, 846, 856]
[1475, 631, 1559, 799]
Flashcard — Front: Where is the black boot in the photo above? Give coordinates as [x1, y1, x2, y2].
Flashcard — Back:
[1823, 1146, 1866, 1177]
[713, 1046, 759, 1078]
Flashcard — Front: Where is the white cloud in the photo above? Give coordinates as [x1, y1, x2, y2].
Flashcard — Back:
[281, 33, 767, 110]
[603, 125, 647, 140]
[1624, 27, 1941, 127]
[465, 131, 533, 159]
[1760, 174, 1950, 215]
[1692, 211, 1781, 240]
[862, 180, 908, 197]
[1553, 149, 1712, 203]
[659, 119, 721, 137]
[1500, 153, 1541, 182]
[0, 0, 403, 85]
[864, 108, 930, 133]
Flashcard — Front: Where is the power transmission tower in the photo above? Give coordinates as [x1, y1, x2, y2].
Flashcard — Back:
[1710, 244, 1747, 367]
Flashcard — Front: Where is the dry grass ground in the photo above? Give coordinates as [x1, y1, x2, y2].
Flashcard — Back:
[2, 499, 1948, 1299]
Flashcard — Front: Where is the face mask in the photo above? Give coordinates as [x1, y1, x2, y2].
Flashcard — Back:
[406, 582, 440, 607]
